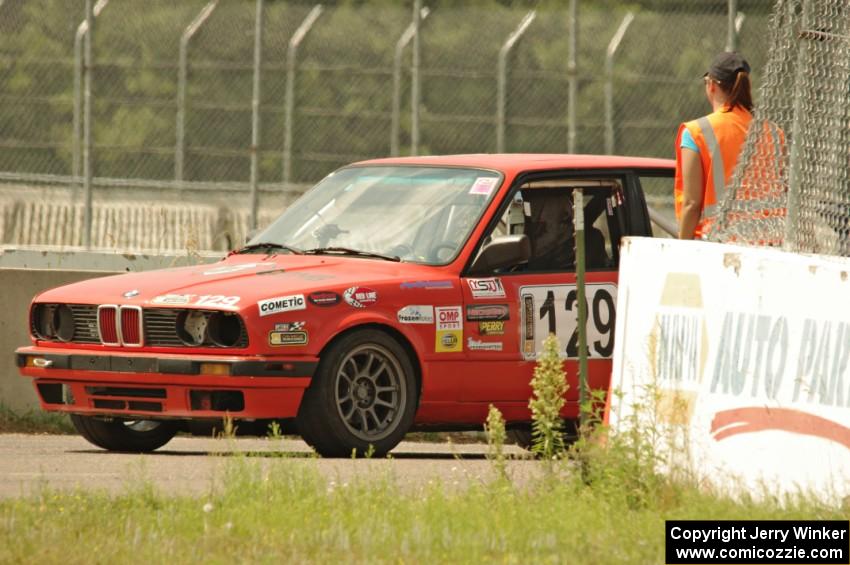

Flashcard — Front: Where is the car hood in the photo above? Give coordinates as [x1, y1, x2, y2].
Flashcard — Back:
[35, 254, 456, 312]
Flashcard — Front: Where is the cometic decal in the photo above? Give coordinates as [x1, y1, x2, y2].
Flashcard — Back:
[397, 305, 435, 324]
[343, 287, 378, 308]
[258, 294, 306, 317]
[308, 291, 341, 307]
[466, 304, 510, 321]
[435, 306, 463, 353]
[467, 278, 506, 299]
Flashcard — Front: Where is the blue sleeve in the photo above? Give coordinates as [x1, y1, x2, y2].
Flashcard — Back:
[680, 128, 699, 153]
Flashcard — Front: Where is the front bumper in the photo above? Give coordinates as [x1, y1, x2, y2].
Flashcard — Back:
[16, 346, 316, 420]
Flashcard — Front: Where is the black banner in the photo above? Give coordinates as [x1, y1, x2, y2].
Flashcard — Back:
[666, 520, 849, 564]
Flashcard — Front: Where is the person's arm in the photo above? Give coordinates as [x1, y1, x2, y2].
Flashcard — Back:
[678, 149, 704, 239]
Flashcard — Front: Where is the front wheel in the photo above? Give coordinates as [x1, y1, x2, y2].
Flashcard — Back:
[297, 330, 417, 457]
[70, 415, 178, 452]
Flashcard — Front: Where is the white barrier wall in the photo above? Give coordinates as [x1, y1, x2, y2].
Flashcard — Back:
[611, 237, 850, 499]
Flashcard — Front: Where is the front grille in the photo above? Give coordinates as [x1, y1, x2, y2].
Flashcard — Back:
[69, 305, 100, 344]
[32, 304, 248, 349]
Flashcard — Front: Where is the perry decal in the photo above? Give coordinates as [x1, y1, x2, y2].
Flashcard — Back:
[478, 320, 505, 336]
[258, 294, 306, 317]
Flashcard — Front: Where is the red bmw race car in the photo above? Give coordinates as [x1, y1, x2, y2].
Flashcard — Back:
[16, 154, 673, 456]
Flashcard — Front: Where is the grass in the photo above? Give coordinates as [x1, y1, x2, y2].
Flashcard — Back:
[0, 454, 843, 564]
[0, 403, 73, 435]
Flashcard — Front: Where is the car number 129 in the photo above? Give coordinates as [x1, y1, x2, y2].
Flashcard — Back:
[520, 284, 617, 360]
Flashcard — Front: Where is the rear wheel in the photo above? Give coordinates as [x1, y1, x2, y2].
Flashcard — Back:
[70, 415, 178, 452]
[297, 330, 417, 457]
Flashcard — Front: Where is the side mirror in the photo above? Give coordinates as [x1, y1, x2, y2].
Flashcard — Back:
[467, 234, 530, 275]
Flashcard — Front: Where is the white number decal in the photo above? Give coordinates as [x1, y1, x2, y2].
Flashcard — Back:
[520, 284, 617, 360]
[196, 295, 241, 307]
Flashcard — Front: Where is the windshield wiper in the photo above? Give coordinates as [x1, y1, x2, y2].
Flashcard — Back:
[234, 242, 303, 255]
[303, 246, 400, 262]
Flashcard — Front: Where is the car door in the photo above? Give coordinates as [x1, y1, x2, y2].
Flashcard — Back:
[459, 173, 629, 406]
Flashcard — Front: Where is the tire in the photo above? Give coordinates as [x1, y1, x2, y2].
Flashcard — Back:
[70, 415, 178, 452]
[297, 330, 417, 457]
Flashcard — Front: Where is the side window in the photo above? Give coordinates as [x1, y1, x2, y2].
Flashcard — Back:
[482, 178, 624, 273]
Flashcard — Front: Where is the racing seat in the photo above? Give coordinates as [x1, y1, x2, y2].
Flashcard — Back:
[522, 188, 575, 271]
[585, 226, 610, 269]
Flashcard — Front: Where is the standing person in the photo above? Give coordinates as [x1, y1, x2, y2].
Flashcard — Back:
[675, 52, 753, 240]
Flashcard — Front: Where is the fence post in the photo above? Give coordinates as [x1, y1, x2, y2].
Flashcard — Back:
[567, 0, 577, 154]
[82, 0, 95, 249]
[176, 0, 218, 184]
[72, 0, 109, 199]
[726, 0, 739, 51]
[604, 12, 634, 155]
[496, 11, 536, 154]
[574, 188, 588, 425]
[410, 0, 422, 156]
[249, 0, 264, 231]
[391, 6, 429, 157]
[283, 5, 323, 186]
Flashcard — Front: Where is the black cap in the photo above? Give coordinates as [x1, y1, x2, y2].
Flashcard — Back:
[705, 52, 751, 83]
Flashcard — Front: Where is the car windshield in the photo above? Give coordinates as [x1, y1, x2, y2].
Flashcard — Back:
[251, 166, 502, 265]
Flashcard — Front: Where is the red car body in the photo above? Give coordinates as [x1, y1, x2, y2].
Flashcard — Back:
[17, 154, 674, 454]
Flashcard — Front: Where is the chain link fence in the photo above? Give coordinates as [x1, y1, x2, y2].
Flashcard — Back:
[712, 0, 850, 256]
[0, 0, 777, 250]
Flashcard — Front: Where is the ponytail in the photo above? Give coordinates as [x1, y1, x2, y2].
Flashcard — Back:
[722, 71, 754, 112]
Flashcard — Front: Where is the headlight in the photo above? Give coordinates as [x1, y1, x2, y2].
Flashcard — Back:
[31, 303, 74, 342]
[206, 312, 243, 348]
[176, 310, 208, 346]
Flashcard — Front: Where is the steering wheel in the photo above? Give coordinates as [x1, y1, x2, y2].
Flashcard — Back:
[429, 241, 458, 263]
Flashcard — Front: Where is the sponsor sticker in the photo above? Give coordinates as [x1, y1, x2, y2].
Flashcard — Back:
[467, 338, 503, 352]
[308, 291, 341, 307]
[436, 329, 462, 353]
[466, 304, 510, 321]
[269, 331, 308, 346]
[397, 305, 434, 324]
[478, 320, 505, 336]
[436, 306, 462, 330]
[274, 322, 305, 332]
[343, 287, 378, 308]
[522, 294, 535, 357]
[152, 294, 194, 306]
[399, 280, 454, 290]
[203, 263, 259, 276]
[469, 177, 498, 196]
[467, 278, 506, 299]
[258, 294, 306, 317]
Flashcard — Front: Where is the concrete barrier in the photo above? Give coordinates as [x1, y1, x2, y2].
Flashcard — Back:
[1, 247, 222, 413]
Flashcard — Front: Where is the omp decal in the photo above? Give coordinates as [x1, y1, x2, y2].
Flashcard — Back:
[152, 294, 194, 305]
[467, 278, 505, 299]
[343, 287, 377, 308]
[466, 304, 510, 321]
[258, 294, 306, 317]
[203, 263, 259, 275]
[397, 305, 434, 324]
[269, 331, 308, 346]
[400, 280, 454, 290]
[478, 320, 505, 336]
[435, 306, 463, 352]
[467, 338, 503, 351]
[274, 322, 305, 332]
[711, 407, 850, 450]
[308, 291, 341, 307]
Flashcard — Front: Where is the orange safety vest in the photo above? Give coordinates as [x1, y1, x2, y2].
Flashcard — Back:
[674, 104, 752, 238]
